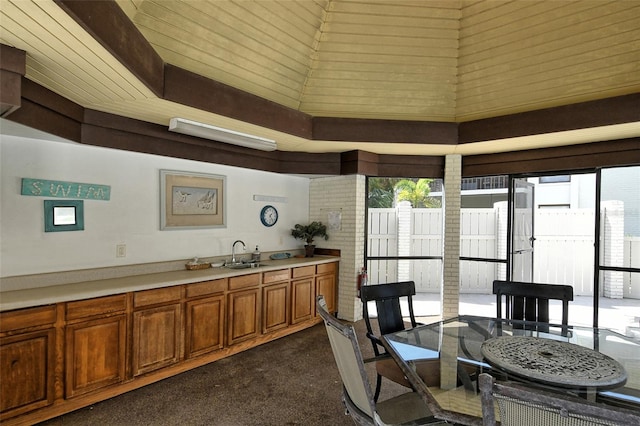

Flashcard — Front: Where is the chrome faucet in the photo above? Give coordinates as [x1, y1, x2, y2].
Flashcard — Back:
[231, 240, 246, 264]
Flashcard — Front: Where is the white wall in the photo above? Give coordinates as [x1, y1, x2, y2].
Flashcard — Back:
[0, 123, 310, 278]
[309, 174, 365, 321]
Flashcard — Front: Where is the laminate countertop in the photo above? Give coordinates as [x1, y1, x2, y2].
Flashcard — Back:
[0, 256, 339, 312]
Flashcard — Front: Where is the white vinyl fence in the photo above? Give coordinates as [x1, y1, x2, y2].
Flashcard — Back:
[368, 203, 639, 298]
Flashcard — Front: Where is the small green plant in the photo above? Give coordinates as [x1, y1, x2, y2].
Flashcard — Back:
[291, 221, 329, 245]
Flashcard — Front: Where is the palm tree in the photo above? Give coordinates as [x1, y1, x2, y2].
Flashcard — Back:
[394, 178, 440, 208]
[367, 178, 396, 208]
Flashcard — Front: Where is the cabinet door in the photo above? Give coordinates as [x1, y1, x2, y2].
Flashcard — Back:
[132, 304, 182, 376]
[316, 273, 336, 315]
[262, 282, 289, 333]
[291, 277, 314, 324]
[185, 295, 225, 358]
[227, 288, 260, 345]
[65, 315, 127, 397]
[1, 329, 55, 417]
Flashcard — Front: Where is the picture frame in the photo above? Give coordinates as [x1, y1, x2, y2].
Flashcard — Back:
[160, 170, 226, 230]
[44, 199, 84, 232]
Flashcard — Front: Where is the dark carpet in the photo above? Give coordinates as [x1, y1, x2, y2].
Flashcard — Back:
[39, 320, 405, 426]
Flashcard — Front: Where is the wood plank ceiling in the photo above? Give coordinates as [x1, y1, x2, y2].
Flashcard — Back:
[1, 0, 639, 155]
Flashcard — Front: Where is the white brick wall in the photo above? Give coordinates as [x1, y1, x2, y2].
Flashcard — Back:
[310, 175, 366, 321]
[601, 200, 624, 298]
[442, 155, 461, 319]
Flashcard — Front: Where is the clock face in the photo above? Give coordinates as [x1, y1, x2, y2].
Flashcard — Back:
[260, 205, 278, 227]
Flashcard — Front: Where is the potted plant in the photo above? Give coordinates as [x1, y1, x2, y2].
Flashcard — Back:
[291, 221, 329, 257]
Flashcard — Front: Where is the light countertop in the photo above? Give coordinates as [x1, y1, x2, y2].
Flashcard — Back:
[0, 256, 338, 312]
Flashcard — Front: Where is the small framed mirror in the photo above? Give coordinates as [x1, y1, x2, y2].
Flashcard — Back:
[44, 200, 84, 232]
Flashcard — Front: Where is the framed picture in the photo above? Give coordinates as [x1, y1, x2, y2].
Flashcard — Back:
[160, 170, 226, 229]
[44, 199, 84, 232]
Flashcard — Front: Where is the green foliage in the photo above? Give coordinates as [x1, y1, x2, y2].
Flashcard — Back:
[368, 177, 441, 208]
[368, 187, 394, 208]
[291, 221, 329, 245]
[394, 178, 440, 208]
[368, 177, 399, 208]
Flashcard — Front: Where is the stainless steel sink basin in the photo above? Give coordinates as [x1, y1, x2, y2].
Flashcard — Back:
[225, 262, 261, 269]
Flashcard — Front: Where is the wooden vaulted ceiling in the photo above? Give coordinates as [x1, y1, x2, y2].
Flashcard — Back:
[1, 0, 639, 159]
[116, 0, 639, 122]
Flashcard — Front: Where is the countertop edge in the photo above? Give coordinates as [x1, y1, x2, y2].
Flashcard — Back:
[0, 256, 339, 312]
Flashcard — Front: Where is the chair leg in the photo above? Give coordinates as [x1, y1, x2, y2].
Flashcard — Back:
[374, 374, 383, 402]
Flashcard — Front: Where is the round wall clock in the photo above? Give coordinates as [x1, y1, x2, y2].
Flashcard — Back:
[260, 205, 278, 227]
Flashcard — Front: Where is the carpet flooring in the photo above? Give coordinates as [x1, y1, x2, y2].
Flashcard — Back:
[39, 320, 406, 426]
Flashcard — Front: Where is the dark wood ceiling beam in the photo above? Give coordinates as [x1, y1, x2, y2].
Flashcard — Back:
[7, 78, 83, 143]
[463, 138, 640, 177]
[313, 117, 458, 144]
[55, 0, 164, 97]
[0, 45, 25, 117]
[164, 65, 312, 139]
[459, 94, 640, 144]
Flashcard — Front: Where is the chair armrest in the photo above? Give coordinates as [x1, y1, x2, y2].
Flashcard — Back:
[365, 332, 384, 346]
[362, 353, 393, 364]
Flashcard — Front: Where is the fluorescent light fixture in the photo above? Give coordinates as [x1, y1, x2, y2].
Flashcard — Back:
[169, 118, 277, 151]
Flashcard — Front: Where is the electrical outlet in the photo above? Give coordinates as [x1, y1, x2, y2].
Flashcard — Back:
[116, 244, 126, 258]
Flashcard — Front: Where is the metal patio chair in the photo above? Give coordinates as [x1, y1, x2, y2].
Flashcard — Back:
[479, 373, 640, 426]
[317, 295, 447, 426]
[360, 281, 422, 401]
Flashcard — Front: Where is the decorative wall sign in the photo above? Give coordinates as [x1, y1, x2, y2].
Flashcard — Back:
[22, 178, 110, 200]
[160, 170, 226, 229]
[44, 200, 84, 232]
[327, 210, 342, 231]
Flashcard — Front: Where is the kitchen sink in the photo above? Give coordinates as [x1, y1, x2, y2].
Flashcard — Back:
[225, 262, 261, 269]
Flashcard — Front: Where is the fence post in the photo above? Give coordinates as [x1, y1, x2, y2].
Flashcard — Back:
[601, 200, 625, 298]
[495, 201, 508, 281]
[397, 201, 412, 281]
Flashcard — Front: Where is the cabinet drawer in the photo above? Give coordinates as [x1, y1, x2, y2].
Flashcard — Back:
[316, 262, 336, 275]
[0, 305, 57, 333]
[229, 273, 260, 291]
[262, 269, 290, 284]
[292, 265, 314, 279]
[134, 286, 182, 308]
[186, 279, 227, 298]
[66, 294, 127, 320]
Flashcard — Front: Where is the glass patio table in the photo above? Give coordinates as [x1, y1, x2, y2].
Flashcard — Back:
[381, 315, 640, 426]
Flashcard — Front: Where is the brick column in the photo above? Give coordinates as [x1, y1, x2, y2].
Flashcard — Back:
[397, 200, 411, 281]
[442, 155, 461, 319]
[495, 201, 508, 280]
[601, 200, 624, 298]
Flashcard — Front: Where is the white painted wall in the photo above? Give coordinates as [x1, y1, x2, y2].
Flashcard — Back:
[0, 122, 310, 278]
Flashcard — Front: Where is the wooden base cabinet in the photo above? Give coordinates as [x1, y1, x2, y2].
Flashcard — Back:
[0, 329, 55, 417]
[291, 278, 314, 324]
[65, 315, 127, 397]
[291, 266, 315, 324]
[185, 295, 225, 358]
[0, 259, 338, 425]
[262, 283, 289, 333]
[262, 269, 290, 333]
[65, 295, 128, 398]
[315, 263, 337, 315]
[185, 279, 226, 358]
[132, 287, 182, 376]
[227, 288, 260, 345]
[0, 305, 57, 419]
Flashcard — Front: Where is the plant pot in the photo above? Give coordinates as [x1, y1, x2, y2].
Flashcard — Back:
[304, 244, 316, 257]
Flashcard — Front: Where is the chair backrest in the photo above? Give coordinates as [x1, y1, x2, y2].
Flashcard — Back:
[360, 281, 418, 347]
[493, 280, 573, 326]
[479, 373, 640, 426]
[317, 295, 377, 423]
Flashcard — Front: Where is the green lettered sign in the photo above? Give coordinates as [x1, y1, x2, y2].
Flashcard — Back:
[21, 178, 110, 201]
